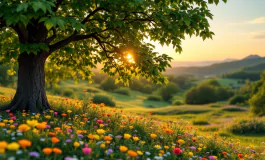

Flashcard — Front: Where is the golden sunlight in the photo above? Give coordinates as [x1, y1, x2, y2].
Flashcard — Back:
[126, 53, 135, 63]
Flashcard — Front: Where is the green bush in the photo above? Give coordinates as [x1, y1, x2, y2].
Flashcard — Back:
[229, 95, 248, 105]
[86, 88, 100, 93]
[62, 88, 75, 97]
[146, 95, 162, 101]
[229, 119, 265, 134]
[193, 119, 209, 125]
[172, 100, 183, 105]
[114, 88, 130, 96]
[51, 87, 62, 95]
[100, 77, 119, 91]
[222, 106, 247, 112]
[92, 94, 116, 107]
[159, 82, 180, 101]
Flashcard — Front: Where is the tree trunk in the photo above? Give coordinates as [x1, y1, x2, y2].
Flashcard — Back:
[0, 52, 52, 113]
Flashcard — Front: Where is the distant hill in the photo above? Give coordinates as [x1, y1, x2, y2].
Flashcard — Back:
[165, 55, 265, 77]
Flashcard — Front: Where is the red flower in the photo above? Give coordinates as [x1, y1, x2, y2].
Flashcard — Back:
[172, 148, 182, 155]
[238, 154, 243, 158]
[222, 152, 228, 155]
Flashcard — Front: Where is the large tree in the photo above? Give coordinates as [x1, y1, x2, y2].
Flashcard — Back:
[0, 0, 226, 113]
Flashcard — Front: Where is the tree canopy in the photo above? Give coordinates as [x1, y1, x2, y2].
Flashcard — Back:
[0, 0, 227, 84]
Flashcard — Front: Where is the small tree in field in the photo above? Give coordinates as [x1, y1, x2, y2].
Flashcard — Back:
[0, 0, 226, 112]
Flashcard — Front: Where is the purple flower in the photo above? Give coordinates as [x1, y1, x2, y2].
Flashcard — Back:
[66, 139, 72, 143]
[67, 129, 72, 133]
[209, 156, 217, 160]
[29, 151, 40, 158]
[94, 126, 98, 129]
[189, 146, 196, 151]
[106, 149, 113, 155]
[78, 134, 84, 138]
[104, 123, 108, 127]
[115, 135, 122, 139]
[46, 125, 51, 129]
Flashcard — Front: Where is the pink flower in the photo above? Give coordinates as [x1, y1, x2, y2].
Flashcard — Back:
[97, 119, 103, 124]
[6, 110, 10, 113]
[173, 148, 182, 155]
[11, 116, 16, 120]
[54, 112, 58, 116]
[82, 147, 92, 155]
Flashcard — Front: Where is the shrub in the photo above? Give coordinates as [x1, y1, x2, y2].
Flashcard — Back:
[51, 87, 62, 95]
[229, 119, 265, 134]
[159, 82, 180, 101]
[86, 88, 100, 93]
[62, 89, 75, 97]
[172, 100, 183, 105]
[229, 95, 248, 105]
[222, 106, 247, 112]
[100, 77, 119, 91]
[92, 94, 116, 107]
[114, 88, 130, 96]
[193, 119, 209, 125]
[146, 95, 162, 101]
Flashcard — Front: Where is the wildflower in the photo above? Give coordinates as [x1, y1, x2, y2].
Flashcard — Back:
[18, 124, 30, 132]
[7, 142, 20, 151]
[61, 113, 67, 117]
[100, 143, 106, 148]
[45, 115, 51, 119]
[36, 122, 47, 130]
[164, 146, 169, 150]
[67, 110, 72, 113]
[137, 150, 143, 155]
[0, 148, 5, 154]
[129, 126, 134, 129]
[105, 148, 113, 155]
[133, 136, 140, 141]
[172, 148, 182, 155]
[104, 136, 113, 141]
[188, 152, 193, 157]
[18, 139, 32, 148]
[238, 154, 243, 158]
[93, 135, 100, 140]
[128, 150, 138, 157]
[164, 128, 173, 134]
[51, 137, 60, 144]
[97, 119, 103, 124]
[0, 122, 5, 127]
[150, 133, 157, 139]
[154, 144, 161, 149]
[0, 141, 8, 149]
[42, 148, 53, 155]
[120, 146, 128, 152]
[53, 148, 62, 154]
[209, 156, 217, 160]
[73, 142, 80, 147]
[82, 147, 92, 155]
[124, 133, 131, 140]
[97, 129, 105, 135]
[29, 151, 40, 158]
[177, 139, 185, 145]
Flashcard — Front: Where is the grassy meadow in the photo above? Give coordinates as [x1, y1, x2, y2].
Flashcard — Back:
[1, 77, 265, 159]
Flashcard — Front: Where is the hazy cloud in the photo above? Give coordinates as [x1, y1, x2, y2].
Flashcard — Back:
[248, 17, 265, 24]
[252, 32, 265, 39]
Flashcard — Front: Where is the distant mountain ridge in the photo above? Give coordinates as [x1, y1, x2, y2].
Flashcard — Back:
[166, 55, 265, 77]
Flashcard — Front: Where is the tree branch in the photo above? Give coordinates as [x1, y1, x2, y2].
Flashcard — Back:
[81, 7, 105, 24]
[49, 32, 96, 53]
[0, 19, 6, 30]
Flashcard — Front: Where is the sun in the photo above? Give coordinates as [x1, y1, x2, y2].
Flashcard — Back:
[126, 53, 135, 63]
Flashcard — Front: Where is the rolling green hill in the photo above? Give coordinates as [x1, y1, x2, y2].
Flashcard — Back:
[165, 55, 265, 77]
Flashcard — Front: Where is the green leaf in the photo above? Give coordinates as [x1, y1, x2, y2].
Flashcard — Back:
[32, 2, 46, 13]
[44, 19, 53, 30]
[16, 3, 29, 12]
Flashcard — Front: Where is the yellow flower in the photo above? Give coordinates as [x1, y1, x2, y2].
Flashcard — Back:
[18, 124, 30, 132]
[67, 110, 72, 113]
[137, 150, 143, 155]
[140, 141, 146, 145]
[7, 142, 20, 151]
[124, 133, 131, 140]
[129, 126, 133, 129]
[164, 146, 169, 150]
[154, 144, 161, 149]
[80, 122, 85, 125]
[100, 143, 106, 148]
[133, 136, 140, 141]
[177, 139, 185, 145]
[10, 125, 15, 129]
[3, 120, 8, 123]
[150, 133, 157, 139]
[73, 142, 80, 147]
[0, 148, 5, 154]
[127, 150, 137, 157]
[120, 146, 128, 152]
[45, 115, 51, 119]
[8, 120, 13, 124]
[0, 141, 8, 149]
[198, 147, 202, 151]
[99, 124, 104, 128]
[97, 129, 105, 135]
[188, 152, 193, 157]
[93, 135, 100, 140]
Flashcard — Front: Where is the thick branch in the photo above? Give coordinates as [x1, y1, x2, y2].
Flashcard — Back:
[49, 32, 96, 53]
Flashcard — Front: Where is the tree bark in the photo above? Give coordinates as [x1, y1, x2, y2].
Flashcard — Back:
[0, 52, 52, 113]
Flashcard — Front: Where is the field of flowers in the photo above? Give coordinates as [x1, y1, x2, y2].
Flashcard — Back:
[0, 95, 264, 160]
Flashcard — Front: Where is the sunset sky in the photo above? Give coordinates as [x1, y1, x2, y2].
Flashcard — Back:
[153, 0, 265, 62]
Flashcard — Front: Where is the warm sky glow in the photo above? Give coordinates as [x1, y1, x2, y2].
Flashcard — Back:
[126, 53, 135, 63]
[153, 0, 265, 62]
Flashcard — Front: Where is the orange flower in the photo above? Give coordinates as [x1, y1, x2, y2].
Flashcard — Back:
[104, 136, 113, 141]
[18, 139, 32, 149]
[36, 122, 47, 130]
[48, 132, 56, 137]
[53, 148, 62, 154]
[42, 148, 52, 155]
[127, 150, 137, 157]
[18, 124, 30, 132]
[164, 128, 173, 134]
[51, 137, 60, 144]
[61, 113, 67, 117]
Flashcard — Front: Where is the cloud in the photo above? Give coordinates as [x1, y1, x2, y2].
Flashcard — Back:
[248, 17, 265, 24]
[251, 32, 265, 39]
